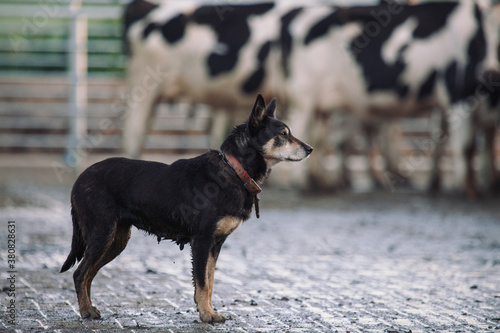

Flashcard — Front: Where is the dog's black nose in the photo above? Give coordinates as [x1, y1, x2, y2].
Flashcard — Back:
[305, 144, 313, 155]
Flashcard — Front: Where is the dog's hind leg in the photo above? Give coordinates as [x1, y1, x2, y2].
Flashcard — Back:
[191, 235, 226, 324]
[74, 221, 132, 319]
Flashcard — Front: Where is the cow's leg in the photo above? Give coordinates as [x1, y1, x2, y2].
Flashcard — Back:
[362, 123, 384, 189]
[449, 105, 477, 197]
[426, 109, 446, 192]
[485, 125, 499, 193]
[362, 122, 402, 190]
[308, 112, 338, 190]
[364, 122, 404, 191]
[330, 112, 353, 189]
[122, 59, 162, 159]
[464, 138, 477, 199]
[377, 120, 410, 190]
[477, 124, 497, 193]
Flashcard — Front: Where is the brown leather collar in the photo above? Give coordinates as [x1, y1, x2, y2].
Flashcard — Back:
[220, 152, 262, 195]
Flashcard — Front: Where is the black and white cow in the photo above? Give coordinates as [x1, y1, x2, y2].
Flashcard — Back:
[280, 0, 500, 194]
[122, 0, 285, 158]
[122, 0, 500, 195]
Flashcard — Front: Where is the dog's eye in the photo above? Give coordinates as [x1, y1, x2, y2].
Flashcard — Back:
[280, 130, 288, 137]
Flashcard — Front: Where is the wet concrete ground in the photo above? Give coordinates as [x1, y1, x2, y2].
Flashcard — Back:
[0, 183, 499, 332]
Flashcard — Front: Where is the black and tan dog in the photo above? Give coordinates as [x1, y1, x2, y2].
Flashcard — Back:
[60, 94, 312, 323]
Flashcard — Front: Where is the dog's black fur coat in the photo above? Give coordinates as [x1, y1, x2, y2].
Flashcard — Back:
[60, 94, 312, 323]
[67, 151, 253, 249]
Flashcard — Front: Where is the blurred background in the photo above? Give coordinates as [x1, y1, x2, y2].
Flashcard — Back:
[3, 0, 496, 192]
[1, 0, 135, 185]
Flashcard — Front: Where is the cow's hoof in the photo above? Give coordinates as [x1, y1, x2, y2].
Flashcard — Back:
[81, 306, 101, 319]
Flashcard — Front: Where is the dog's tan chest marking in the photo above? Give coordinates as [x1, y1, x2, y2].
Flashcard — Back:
[215, 216, 242, 236]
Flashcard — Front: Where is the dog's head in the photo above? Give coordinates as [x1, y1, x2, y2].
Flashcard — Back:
[247, 94, 313, 166]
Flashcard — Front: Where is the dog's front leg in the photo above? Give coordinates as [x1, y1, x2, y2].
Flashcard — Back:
[191, 236, 226, 323]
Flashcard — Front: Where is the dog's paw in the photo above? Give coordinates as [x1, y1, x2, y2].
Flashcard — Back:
[80, 306, 101, 320]
[211, 311, 226, 323]
[199, 310, 226, 324]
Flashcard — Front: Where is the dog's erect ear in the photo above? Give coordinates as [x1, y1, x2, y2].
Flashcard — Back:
[266, 98, 276, 118]
[248, 94, 266, 132]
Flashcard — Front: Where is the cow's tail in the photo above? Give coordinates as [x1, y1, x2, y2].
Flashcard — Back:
[60, 208, 85, 273]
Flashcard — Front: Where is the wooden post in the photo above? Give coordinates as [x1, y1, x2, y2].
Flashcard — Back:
[66, 0, 88, 170]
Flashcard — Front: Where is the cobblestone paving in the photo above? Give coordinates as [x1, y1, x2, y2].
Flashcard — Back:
[0, 183, 499, 332]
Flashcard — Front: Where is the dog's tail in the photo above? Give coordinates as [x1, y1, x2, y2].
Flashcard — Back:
[60, 207, 86, 273]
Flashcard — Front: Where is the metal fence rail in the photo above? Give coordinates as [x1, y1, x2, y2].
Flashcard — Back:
[1, 0, 128, 166]
[0, 0, 212, 166]
[0, 76, 211, 154]
[0, 0, 126, 75]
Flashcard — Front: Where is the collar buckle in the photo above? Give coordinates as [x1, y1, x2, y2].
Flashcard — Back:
[221, 152, 262, 195]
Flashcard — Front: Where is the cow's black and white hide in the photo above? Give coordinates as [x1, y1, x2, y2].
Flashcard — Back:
[122, 0, 500, 196]
[282, 0, 500, 194]
[122, 0, 285, 158]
